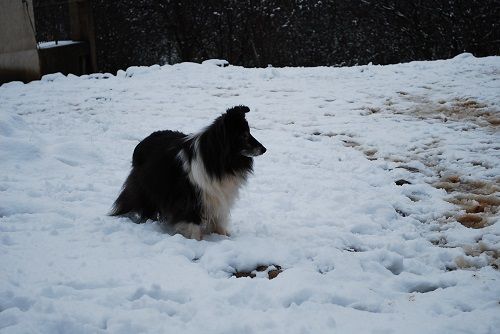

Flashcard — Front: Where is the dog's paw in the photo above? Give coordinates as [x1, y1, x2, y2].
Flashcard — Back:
[214, 227, 231, 237]
[174, 222, 203, 241]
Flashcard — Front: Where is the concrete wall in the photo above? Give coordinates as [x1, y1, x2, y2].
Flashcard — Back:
[0, 0, 41, 84]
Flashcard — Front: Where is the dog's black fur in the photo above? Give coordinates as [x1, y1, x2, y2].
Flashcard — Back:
[110, 106, 266, 239]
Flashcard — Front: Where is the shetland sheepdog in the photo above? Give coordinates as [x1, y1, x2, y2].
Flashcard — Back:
[111, 106, 266, 240]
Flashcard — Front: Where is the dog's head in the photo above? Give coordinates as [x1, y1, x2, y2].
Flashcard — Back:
[223, 106, 266, 157]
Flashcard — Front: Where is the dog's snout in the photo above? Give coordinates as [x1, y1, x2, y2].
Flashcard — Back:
[243, 134, 266, 157]
[253, 137, 266, 155]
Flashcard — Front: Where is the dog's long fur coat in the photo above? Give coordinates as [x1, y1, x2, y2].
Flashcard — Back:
[111, 106, 266, 239]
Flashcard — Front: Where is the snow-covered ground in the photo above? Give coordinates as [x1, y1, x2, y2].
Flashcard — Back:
[1, 54, 499, 334]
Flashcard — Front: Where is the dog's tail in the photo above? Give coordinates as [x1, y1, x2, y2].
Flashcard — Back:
[109, 188, 147, 224]
[109, 175, 154, 224]
[109, 187, 133, 217]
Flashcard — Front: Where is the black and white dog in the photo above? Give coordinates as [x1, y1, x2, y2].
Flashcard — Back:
[111, 106, 266, 240]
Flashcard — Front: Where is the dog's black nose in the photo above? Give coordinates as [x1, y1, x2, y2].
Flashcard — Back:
[261, 146, 267, 154]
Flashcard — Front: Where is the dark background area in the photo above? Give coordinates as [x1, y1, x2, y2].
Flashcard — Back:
[35, 0, 500, 73]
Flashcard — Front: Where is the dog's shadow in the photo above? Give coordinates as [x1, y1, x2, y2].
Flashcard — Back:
[144, 219, 229, 242]
[113, 213, 229, 242]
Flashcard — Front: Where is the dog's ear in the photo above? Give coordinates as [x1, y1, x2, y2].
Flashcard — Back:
[226, 105, 250, 116]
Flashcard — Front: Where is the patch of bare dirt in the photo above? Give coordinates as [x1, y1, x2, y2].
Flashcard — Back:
[434, 175, 500, 229]
[442, 98, 500, 126]
[344, 93, 499, 269]
[233, 265, 283, 279]
[455, 239, 500, 270]
[387, 94, 499, 127]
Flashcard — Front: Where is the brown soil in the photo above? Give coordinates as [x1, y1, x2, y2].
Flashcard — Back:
[387, 94, 499, 128]
[233, 265, 283, 280]
[433, 175, 500, 229]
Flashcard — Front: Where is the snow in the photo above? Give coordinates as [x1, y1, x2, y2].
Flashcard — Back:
[1, 54, 499, 333]
[38, 40, 81, 49]
[201, 59, 229, 67]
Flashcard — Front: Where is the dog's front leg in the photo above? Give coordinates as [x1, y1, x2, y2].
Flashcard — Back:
[173, 222, 202, 240]
[214, 227, 230, 237]
[212, 216, 231, 237]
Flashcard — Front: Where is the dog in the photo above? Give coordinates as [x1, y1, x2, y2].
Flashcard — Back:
[110, 105, 266, 240]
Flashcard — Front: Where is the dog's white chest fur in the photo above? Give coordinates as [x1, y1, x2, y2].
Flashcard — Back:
[177, 145, 246, 235]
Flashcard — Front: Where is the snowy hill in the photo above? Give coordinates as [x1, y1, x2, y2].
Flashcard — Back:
[0, 54, 499, 333]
